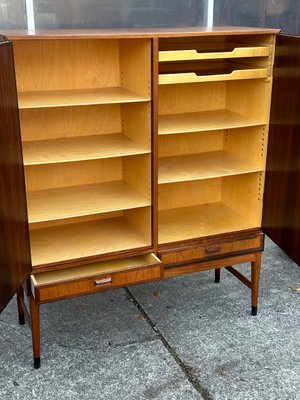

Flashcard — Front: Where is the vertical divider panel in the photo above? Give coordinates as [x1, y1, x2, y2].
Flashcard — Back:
[152, 38, 159, 252]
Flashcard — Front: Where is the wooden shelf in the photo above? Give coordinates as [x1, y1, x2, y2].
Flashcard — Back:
[30, 217, 150, 266]
[159, 67, 269, 85]
[23, 134, 150, 165]
[159, 43, 270, 62]
[159, 151, 262, 184]
[18, 87, 150, 109]
[158, 110, 265, 135]
[158, 202, 256, 244]
[32, 253, 160, 286]
[27, 181, 150, 223]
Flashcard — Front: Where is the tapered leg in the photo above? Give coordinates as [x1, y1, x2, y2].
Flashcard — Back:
[16, 286, 25, 325]
[215, 268, 221, 283]
[29, 295, 41, 369]
[251, 252, 262, 316]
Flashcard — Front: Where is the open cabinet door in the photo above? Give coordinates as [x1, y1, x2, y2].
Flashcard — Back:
[0, 36, 31, 313]
[263, 34, 300, 265]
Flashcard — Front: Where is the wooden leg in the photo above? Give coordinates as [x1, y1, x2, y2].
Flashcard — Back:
[251, 252, 262, 316]
[215, 268, 221, 283]
[29, 295, 41, 369]
[16, 286, 25, 325]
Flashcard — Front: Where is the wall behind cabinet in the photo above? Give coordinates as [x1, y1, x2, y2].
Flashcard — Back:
[0, 0, 27, 29]
[214, 0, 300, 34]
[33, 0, 206, 29]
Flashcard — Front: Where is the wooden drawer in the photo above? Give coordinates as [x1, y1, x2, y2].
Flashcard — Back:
[31, 253, 162, 303]
[159, 236, 263, 266]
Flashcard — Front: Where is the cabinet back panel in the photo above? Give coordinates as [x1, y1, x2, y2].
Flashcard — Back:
[158, 82, 226, 115]
[29, 211, 124, 230]
[20, 104, 121, 141]
[25, 158, 122, 191]
[158, 179, 222, 210]
[226, 80, 272, 122]
[13, 40, 120, 91]
[158, 130, 223, 157]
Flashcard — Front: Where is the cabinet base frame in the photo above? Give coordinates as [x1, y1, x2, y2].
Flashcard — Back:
[16, 250, 262, 369]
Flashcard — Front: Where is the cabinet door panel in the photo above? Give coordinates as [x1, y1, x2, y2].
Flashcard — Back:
[263, 34, 300, 265]
[0, 37, 31, 313]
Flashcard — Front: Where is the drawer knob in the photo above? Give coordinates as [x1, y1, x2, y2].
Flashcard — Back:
[205, 246, 221, 254]
[95, 277, 112, 286]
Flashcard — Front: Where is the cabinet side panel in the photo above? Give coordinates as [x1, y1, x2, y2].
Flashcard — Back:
[263, 34, 300, 265]
[0, 39, 31, 313]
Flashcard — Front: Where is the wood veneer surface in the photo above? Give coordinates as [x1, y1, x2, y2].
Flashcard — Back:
[263, 34, 300, 265]
[0, 39, 31, 312]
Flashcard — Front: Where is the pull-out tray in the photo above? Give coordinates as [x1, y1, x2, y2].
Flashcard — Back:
[31, 253, 162, 303]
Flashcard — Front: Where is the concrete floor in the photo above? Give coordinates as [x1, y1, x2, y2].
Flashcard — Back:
[0, 237, 299, 400]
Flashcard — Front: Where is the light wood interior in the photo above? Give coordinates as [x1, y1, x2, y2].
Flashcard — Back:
[12, 32, 275, 265]
[159, 179, 222, 210]
[13, 39, 151, 98]
[159, 35, 273, 66]
[159, 151, 262, 184]
[21, 102, 151, 165]
[30, 207, 151, 267]
[159, 61, 269, 85]
[159, 45, 270, 62]
[25, 154, 149, 191]
[158, 80, 272, 121]
[23, 134, 149, 166]
[26, 153, 151, 224]
[32, 253, 161, 286]
[158, 202, 257, 244]
[18, 88, 150, 109]
[158, 35, 273, 244]
[159, 126, 267, 169]
[158, 172, 263, 244]
[14, 38, 153, 265]
[27, 181, 150, 224]
[158, 110, 264, 135]
[29, 211, 124, 230]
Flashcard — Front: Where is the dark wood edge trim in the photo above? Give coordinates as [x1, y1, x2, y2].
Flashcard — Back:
[37, 274, 162, 304]
[261, 234, 265, 251]
[225, 266, 251, 289]
[32, 246, 153, 273]
[32, 261, 162, 289]
[162, 246, 263, 268]
[159, 230, 264, 254]
[151, 38, 159, 253]
[3, 28, 281, 41]
[278, 33, 300, 39]
[164, 253, 256, 278]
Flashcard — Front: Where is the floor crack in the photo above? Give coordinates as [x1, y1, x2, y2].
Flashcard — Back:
[125, 288, 214, 400]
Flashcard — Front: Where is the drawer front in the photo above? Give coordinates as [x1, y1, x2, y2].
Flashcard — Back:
[31, 253, 162, 302]
[159, 236, 262, 265]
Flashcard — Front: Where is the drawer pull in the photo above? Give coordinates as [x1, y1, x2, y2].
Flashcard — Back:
[205, 246, 221, 254]
[95, 277, 112, 286]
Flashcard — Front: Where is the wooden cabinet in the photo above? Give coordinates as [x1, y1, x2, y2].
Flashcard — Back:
[0, 27, 279, 368]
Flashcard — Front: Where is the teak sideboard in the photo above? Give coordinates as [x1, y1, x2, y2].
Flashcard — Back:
[0, 27, 280, 368]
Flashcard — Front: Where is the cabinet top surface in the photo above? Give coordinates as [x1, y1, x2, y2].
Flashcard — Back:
[2, 26, 280, 41]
